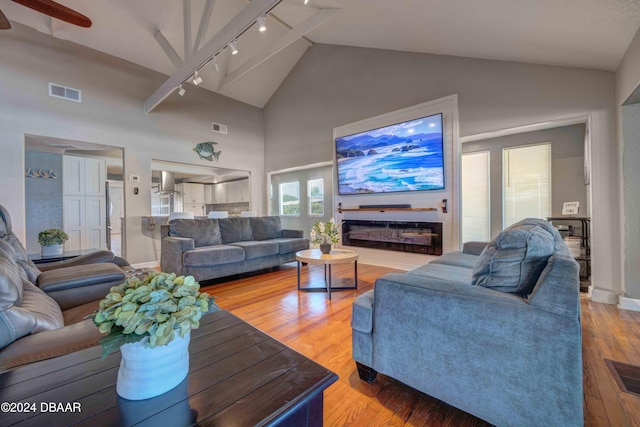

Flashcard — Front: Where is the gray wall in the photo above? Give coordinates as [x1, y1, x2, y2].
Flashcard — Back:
[0, 24, 265, 265]
[616, 27, 640, 304]
[462, 124, 587, 238]
[264, 43, 620, 301]
[24, 150, 63, 254]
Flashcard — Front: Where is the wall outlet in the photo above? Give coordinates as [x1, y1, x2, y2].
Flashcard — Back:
[129, 174, 140, 183]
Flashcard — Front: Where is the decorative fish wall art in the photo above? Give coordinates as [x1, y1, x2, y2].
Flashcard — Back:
[25, 168, 57, 179]
[193, 142, 221, 162]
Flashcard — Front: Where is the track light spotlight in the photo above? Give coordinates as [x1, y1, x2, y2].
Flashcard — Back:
[229, 40, 238, 55]
[178, 84, 186, 96]
[257, 15, 267, 32]
[304, 0, 309, 4]
[192, 71, 202, 85]
[211, 57, 219, 72]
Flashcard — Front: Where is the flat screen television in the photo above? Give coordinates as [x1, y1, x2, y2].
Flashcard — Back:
[335, 113, 445, 195]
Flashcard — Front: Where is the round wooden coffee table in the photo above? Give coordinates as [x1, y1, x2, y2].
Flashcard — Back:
[295, 248, 358, 300]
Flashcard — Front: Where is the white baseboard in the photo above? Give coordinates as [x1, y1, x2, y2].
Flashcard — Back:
[131, 261, 160, 269]
[590, 287, 620, 305]
[618, 296, 640, 312]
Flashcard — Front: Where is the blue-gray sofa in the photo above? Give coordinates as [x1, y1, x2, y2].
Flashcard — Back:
[352, 218, 583, 426]
[161, 216, 309, 282]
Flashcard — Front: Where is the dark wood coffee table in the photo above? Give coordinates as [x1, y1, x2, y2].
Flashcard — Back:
[0, 310, 337, 426]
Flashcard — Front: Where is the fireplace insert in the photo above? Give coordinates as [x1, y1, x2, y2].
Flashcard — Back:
[342, 220, 442, 255]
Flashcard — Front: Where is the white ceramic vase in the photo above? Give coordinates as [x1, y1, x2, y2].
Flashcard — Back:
[41, 244, 63, 256]
[116, 333, 190, 400]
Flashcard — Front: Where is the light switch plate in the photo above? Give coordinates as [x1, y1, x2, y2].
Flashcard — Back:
[129, 175, 140, 183]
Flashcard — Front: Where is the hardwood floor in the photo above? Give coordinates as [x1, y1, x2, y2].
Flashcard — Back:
[200, 262, 640, 427]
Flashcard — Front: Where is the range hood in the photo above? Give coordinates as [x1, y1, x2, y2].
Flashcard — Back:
[157, 171, 176, 194]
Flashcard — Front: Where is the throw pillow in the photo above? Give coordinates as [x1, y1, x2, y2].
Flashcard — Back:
[218, 217, 253, 244]
[249, 216, 282, 240]
[169, 219, 222, 247]
[471, 219, 556, 295]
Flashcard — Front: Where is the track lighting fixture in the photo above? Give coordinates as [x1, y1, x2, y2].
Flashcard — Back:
[192, 71, 202, 85]
[211, 57, 219, 72]
[178, 84, 186, 96]
[257, 14, 267, 32]
[229, 40, 238, 55]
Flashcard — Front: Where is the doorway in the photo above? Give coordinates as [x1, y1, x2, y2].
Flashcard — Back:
[268, 162, 334, 235]
[24, 135, 124, 257]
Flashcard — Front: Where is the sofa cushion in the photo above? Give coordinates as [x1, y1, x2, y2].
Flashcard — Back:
[471, 219, 556, 295]
[270, 237, 309, 255]
[182, 245, 245, 267]
[249, 216, 282, 240]
[218, 217, 253, 243]
[230, 241, 280, 260]
[169, 218, 222, 247]
[406, 263, 473, 286]
[429, 251, 479, 269]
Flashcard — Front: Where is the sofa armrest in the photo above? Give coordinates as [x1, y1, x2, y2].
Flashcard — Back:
[161, 237, 195, 275]
[37, 263, 126, 310]
[462, 241, 488, 256]
[366, 272, 583, 426]
[37, 250, 122, 271]
[281, 229, 303, 238]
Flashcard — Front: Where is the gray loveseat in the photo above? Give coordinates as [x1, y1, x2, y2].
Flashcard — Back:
[352, 218, 583, 426]
[161, 216, 309, 282]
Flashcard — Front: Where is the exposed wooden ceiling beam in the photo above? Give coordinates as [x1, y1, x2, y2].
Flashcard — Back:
[154, 30, 183, 68]
[183, 0, 192, 61]
[220, 8, 340, 89]
[144, 0, 283, 113]
[193, 0, 216, 53]
[243, 0, 313, 48]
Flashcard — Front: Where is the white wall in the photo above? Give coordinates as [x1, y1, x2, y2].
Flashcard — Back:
[264, 43, 621, 301]
[0, 24, 265, 265]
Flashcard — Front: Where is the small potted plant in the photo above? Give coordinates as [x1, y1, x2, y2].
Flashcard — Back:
[310, 218, 340, 254]
[38, 228, 69, 256]
[90, 271, 216, 400]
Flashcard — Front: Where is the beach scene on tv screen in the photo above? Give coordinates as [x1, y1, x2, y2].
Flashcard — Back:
[336, 114, 445, 195]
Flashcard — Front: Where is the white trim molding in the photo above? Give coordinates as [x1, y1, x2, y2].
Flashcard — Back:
[590, 287, 620, 305]
[618, 296, 640, 312]
[131, 261, 160, 269]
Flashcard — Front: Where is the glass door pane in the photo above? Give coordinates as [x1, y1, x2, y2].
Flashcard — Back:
[462, 151, 490, 242]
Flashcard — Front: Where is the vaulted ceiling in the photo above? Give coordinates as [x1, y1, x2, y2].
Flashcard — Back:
[2, 0, 640, 109]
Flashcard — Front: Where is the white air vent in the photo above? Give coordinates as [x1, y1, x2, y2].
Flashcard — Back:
[49, 83, 82, 103]
[212, 122, 228, 134]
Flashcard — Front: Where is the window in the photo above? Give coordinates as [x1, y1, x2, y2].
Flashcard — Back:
[461, 151, 490, 242]
[308, 179, 324, 216]
[279, 181, 300, 216]
[503, 143, 551, 228]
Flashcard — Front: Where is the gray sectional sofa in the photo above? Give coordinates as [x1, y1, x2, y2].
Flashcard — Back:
[161, 216, 309, 282]
[352, 218, 583, 427]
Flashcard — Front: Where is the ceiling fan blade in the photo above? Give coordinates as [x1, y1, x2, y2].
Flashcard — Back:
[0, 9, 12, 29]
[12, 0, 91, 28]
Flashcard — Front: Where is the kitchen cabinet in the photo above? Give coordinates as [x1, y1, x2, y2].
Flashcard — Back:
[181, 182, 205, 204]
[204, 185, 214, 204]
[214, 183, 228, 203]
[212, 179, 249, 204]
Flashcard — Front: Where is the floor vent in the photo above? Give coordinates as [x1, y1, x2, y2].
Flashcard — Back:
[606, 359, 640, 396]
[49, 83, 82, 102]
[212, 122, 228, 134]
